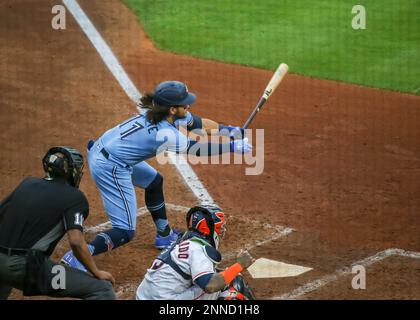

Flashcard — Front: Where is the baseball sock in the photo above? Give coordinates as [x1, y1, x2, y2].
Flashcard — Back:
[145, 173, 171, 237]
[89, 228, 135, 256]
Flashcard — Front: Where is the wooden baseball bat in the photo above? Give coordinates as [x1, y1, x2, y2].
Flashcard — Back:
[243, 63, 289, 129]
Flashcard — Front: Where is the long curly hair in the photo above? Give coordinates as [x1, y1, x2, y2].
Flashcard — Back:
[139, 93, 171, 125]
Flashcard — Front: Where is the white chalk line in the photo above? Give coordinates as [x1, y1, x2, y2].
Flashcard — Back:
[85, 207, 148, 234]
[63, 0, 283, 255]
[63, 0, 214, 206]
[86, 203, 293, 250]
[84, 204, 187, 233]
[114, 231, 296, 297]
[64, 0, 296, 299]
[272, 248, 420, 300]
[61, 4, 420, 300]
[167, 153, 215, 206]
[62, 0, 140, 103]
[222, 227, 294, 261]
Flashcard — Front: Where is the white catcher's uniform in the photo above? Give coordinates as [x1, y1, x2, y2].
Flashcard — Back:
[136, 237, 220, 300]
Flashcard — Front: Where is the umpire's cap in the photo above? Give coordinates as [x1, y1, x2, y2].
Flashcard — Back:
[153, 81, 196, 107]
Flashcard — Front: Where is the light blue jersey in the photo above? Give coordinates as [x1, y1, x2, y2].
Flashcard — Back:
[87, 111, 194, 231]
[60, 81, 245, 263]
[99, 111, 193, 166]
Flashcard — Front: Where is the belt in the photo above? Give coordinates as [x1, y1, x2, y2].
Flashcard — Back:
[100, 147, 128, 167]
[0, 246, 29, 256]
[100, 148, 110, 159]
[96, 140, 129, 168]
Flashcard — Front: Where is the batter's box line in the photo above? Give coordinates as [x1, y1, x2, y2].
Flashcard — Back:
[63, 0, 215, 207]
[63, 0, 284, 262]
[272, 248, 420, 300]
[84, 203, 189, 233]
[85, 203, 294, 254]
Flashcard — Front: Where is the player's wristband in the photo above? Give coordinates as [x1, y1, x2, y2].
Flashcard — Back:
[220, 263, 243, 285]
[219, 124, 238, 133]
[218, 124, 230, 132]
[219, 124, 245, 139]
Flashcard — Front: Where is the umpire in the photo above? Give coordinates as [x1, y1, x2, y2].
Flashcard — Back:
[0, 146, 115, 300]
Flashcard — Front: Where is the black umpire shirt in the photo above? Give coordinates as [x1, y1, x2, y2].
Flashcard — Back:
[0, 177, 89, 256]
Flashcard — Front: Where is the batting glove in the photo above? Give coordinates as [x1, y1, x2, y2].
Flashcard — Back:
[219, 124, 245, 140]
[230, 138, 252, 154]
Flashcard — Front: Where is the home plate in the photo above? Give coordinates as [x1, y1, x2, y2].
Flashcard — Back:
[248, 258, 313, 278]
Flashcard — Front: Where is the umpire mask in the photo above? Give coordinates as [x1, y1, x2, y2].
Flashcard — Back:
[42, 146, 84, 188]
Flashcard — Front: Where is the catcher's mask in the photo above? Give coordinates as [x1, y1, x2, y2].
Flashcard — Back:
[153, 81, 196, 107]
[186, 206, 226, 249]
[42, 146, 84, 188]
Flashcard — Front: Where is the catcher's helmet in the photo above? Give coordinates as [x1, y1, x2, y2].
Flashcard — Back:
[153, 81, 196, 107]
[42, 146, 84, 188]
[186, 206, 226, 249]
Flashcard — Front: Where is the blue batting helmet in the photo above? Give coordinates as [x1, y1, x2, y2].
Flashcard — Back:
[153, 81, 196, 107]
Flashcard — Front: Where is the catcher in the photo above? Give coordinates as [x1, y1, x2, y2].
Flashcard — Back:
[136, 205, 256, 300]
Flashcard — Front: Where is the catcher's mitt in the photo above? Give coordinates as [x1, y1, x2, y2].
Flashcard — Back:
[218, 274, 256, 300]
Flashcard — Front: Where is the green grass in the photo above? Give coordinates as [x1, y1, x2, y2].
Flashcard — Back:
[124, 0, 420, 94]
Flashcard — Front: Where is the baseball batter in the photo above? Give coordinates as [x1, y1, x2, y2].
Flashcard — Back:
[136, 206, 255, 300]
[62, 81, 252, 270]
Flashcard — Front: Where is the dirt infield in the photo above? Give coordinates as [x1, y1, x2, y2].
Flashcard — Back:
[1, 0, 419, 300]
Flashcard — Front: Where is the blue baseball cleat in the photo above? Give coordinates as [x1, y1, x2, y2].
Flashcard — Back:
[155, 229, 181, 249]
[60, 250, 88, 272]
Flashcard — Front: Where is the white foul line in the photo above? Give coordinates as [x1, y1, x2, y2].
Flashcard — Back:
[168, 153, 215, 205]
[62, 0, 140, 103]
[119, 248, 420, 299]
[63, 2, 296, 299]
[63, 0, 214, 205]
[273, 248, 420, 300]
